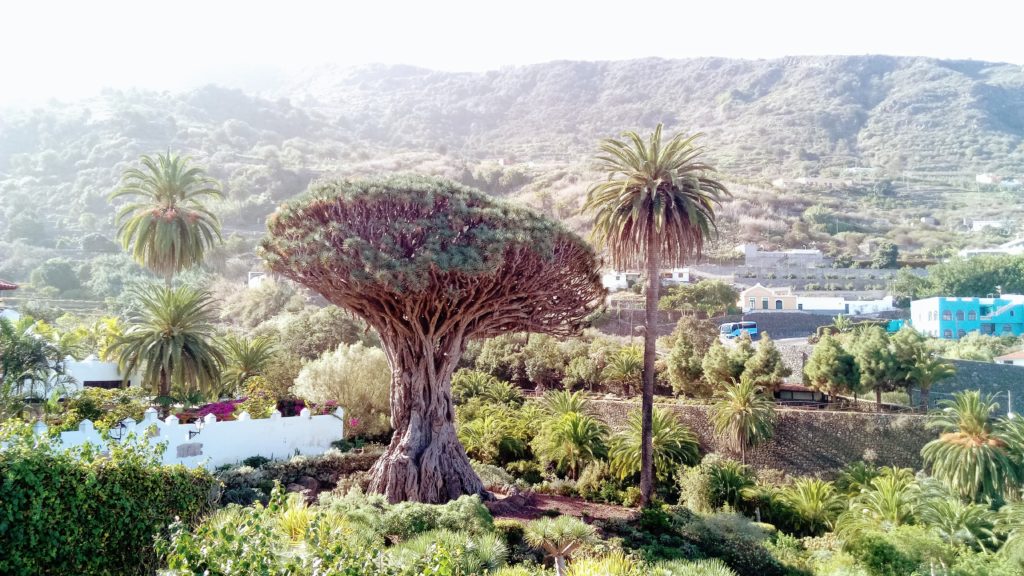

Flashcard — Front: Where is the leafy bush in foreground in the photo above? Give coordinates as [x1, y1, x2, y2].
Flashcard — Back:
[0, 423, 215, 576]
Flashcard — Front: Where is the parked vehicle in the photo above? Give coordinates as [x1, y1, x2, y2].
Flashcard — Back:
[719, 321, 758, 341]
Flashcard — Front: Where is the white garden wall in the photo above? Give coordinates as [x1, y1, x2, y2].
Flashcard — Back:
[33, 407, 345, 469]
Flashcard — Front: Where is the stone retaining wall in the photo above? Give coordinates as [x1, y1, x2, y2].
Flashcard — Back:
[590, 399, 931, 477]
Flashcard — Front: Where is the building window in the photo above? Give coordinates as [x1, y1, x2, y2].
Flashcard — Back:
[943, 329, 953, 338]
[749, 298, 756, 310]
[762, 298, 769, 310]
[942, 310, 952, 321]
[956, 310, 965, 321]
[775, 299, 783, 310]
[968, 311, 977, 321]
[1004, 324, 1014, 333]
[957, 329, 966, 338]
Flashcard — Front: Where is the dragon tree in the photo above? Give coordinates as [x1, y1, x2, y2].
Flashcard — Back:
[261, 175, 605, 503]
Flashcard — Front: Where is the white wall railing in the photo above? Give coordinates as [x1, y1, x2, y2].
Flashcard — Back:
[30, 407, 345, 469]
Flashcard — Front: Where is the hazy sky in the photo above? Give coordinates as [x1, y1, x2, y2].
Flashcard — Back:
[3, 0, 1022, 105]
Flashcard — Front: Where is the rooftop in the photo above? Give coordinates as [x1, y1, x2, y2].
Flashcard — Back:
[995, 350, 1024, 361]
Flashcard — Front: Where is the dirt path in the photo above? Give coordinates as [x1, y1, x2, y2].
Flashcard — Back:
[486, 492, 635, 523]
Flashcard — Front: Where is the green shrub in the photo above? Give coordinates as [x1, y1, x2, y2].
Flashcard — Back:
[292, 342, 391, 437]
[0, 427, 215, 576]
[233, 375, 278, 419]
[506, 459, 544, 484]
[215, 446, 382, 505]
[49, 386, 150, 434]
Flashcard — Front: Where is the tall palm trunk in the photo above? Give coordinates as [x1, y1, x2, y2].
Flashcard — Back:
[920, 386, 930, 411]
[640, 226, 659, 506]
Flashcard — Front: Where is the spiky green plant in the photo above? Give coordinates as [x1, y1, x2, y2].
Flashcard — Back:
[539, 389, 592, 417]
[582, 123, 728, 505]
[652, 557, 738, 576]
[711, 375, 776, 464]
[220, 333, 276, 396]
[524, 516, 597, 576]
[835, 472, 918, 539]
[109, 285, 224, 401]
[917, 490, 997, 551]
[110, 152, 223, 280]
[780, 478, 845, 537]
[390, 529, 509, 574]
[609, 406, 699, 483]
[566, 551, 643, 576]
[921, 391, 1017, 502]
[908, 354, 956, 410]
[835, 461, 882, 495]
[706, 459, 756, 510]
[601, 344, 643, 396]
[532, 411, 608, 479]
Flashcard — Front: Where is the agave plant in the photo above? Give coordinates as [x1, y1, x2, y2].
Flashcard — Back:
[652, 558, 738, 576]
[608, 406, 699, 483]
[780, 478, 845, 537]
[524, 516, 597, 576]
[921, 391, 1018, 502]
[389, 529, 509, 574]
[566, 551, 643, 576]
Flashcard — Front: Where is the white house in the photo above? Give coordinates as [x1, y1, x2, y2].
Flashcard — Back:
[959, 238, 1024, 258]
[63, 356, 139, 390]
[601, 269, 689, 292]
[247, 271, 268, 289]
[970, 220, 1005, 233]
[994, 351, 1024, 367]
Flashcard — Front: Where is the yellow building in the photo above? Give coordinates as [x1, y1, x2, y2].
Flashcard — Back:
[738, 284, 798, 312]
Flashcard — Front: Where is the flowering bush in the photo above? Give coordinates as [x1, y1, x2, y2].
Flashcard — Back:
[195, 399, 243, 421]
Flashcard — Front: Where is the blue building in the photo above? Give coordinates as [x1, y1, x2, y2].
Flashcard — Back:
[910, 296, 1024, 340]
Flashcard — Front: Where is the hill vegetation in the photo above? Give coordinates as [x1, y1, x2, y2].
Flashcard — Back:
[3, 55, 1024, 305]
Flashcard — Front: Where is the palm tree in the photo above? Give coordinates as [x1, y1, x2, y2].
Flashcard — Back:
[583, 124, 728, 504]
[907, 354, 956, 410]
[601, 344, 643, 395]
[609, 406, 699, 483]
[920, 391, 1017, 502]
[539, 389, 592, 417]
[110, 152, 223, 282]
[220, 333, 277, 396]
[711, 375, 776, 464]
[110, 285, 224, 405]
[532, 411, 608, 479]
[524, 516, 597, 576]
[780, 478, 845, 537]
[0, 316, 73, 419]
[835, 472, 918, 539]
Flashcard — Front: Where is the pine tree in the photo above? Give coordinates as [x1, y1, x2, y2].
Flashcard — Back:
[743, 333, 792, 391]
[804, 334, 860, 398]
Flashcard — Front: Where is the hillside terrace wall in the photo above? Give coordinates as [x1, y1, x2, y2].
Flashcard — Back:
[590, 400, 931, 477]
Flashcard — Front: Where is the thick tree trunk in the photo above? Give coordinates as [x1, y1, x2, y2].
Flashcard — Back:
[875, 387, 882, 409]
[368, 337, 486, 503]
[640, 235, 659, 506]
[920, 387, 930, 412]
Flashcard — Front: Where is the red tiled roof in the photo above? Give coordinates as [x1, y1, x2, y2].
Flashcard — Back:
[995, 350, 1024, 361]
[0, 280, 17, 291]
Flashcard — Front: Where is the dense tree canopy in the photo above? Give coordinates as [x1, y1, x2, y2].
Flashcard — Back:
[261, 175, 604, 502]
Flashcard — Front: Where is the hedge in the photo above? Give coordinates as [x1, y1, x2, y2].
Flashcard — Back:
[0, 424, 216, 576]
